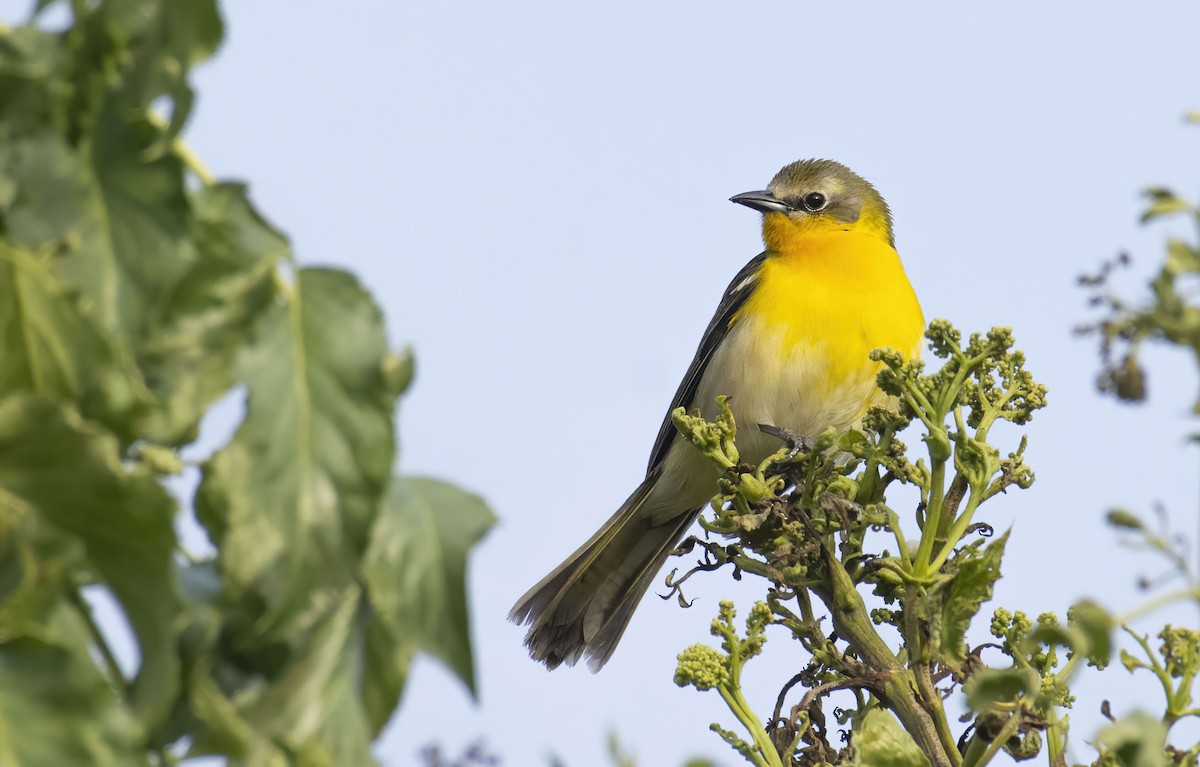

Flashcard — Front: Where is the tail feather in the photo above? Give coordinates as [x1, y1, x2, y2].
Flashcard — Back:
[508, 472, 698, 670]
[578, 511, 697, 671]
[507, 478, 652, 629]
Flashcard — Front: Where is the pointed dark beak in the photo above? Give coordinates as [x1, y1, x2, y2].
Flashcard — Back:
[729, 190, 790, 214]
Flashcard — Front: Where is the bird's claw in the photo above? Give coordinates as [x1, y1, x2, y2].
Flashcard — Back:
[758, 423, 814, 467]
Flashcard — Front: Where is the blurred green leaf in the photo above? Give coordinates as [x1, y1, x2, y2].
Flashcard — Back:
[197, 267, 397, 631]
[86, 112, 194, 338]
[964, 667, 1040, 712]
[95, 0, 223, 143]
[0, 128, 94, 249]
[607, 731, 637, 767]
[234, 591, 378, 766]
[1106, 509, 1145, 531]
[0, 508, 82, 644]
[1069, 600, 1114, 668]
[1164, 239, 1200, 275]
[0, 394, 181, 724]
[1026, 623, 1073, 649]
[0, 3, 496, 763]
[941, 530, 1009, 666]
[363, 476, 495, 697]
[0, 28, 60, 123]
[1140, 187, 1193, 222]
[165, 561, 290, 765]
[359, 595, 418, 737]
[0, 113, 193, 347]
[180, 581, 417, 765]
[106, 0, 223, 69]
[0, 112, 196, 360]
[0, 241, 152, 440]
[189, 268, 426, 760]
[137, 182, 283, 444]
[0, 633, 152, 767]
[1094, 711, 1168, 767]
[848, 708, 930, 767]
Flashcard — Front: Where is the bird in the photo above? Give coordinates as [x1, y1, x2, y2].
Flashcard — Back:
[509, 159, 925, 671]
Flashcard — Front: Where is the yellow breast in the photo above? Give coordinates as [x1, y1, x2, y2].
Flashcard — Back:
[743, 222, 924, 383]
[692, 217, 924, 466]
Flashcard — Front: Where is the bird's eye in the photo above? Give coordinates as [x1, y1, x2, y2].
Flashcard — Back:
[801, 192, 828, 212]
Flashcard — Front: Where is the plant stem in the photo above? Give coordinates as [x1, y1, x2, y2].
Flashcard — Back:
[820, 545, 957, 767]
[1116, 587, 1200, 623]
[962, 711, 1021, 767]
[927, 494, 983, 574]
[146, 111, 216, 186]
[884, 507, 912, 568]
[1044, 709, 1068, 767]
[717, 685, 781, 767]
[959, 731, 989, 767]
[914, 663, 961, 760]
[67, 586, 129, 698]
[722, 635, 782, 767]
[913, 452, 947, 578]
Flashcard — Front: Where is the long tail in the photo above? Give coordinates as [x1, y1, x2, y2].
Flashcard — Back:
[508, 473, 697, 671]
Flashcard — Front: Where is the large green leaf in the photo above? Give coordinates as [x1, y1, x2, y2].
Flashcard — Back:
[0, 114, 191, 349]
[137, 183, 284, 444]
[96, 0, 224, 142]
[362, 476, 496, 697]
[0, 40, 280, 447]
[178, 474, 496, 761]
[179, 574, 414, 764]
[156, 561, 290, 766]
[0, 241, 152, 439]
[184, 589, 378, 766]
[0, 3, 230, 366]
[85, 110, 194, 339]
[0, 494, 84, 645]
[1, 6, 498, 763]
[196, 267, 399, 633]
[0, 27, 61, 136]
[359, 596, 417, 736]
[0, 394, 181, 723]
[99, 0, 224, 73]
[0, 127, 93, 247]
[0, 631, 151, 767]
[241, 591, 377, 766]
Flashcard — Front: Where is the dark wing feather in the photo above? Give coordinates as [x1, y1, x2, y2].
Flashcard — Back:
[645, 252, 768, 474]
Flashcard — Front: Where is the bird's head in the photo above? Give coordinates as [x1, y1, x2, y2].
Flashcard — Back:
[730, 159, 894, 249]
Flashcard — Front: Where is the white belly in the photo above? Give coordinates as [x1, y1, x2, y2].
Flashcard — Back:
[695, 313, 885, 463]
[645, 314, 886, 522]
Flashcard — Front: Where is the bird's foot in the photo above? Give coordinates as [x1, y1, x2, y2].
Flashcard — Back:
[757, 423, 814, 467]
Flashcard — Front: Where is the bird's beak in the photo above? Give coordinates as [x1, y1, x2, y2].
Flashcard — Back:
[729, 190, 790, 214]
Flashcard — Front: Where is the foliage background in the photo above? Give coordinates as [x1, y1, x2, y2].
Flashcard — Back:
[0, 1, 497, 764]
[8, 0, 1200, 765]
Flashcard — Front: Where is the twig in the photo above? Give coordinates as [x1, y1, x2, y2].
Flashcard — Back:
[771, 672, 808, 727]
[788, 674, 887, 728]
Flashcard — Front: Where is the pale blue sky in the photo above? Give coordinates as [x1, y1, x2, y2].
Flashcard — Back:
[13, 1, 1200, 764]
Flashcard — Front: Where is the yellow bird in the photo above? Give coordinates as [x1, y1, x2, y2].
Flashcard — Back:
[510, 159, 924, 670]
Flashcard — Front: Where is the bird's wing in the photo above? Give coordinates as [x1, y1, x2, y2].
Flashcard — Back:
[646, 251, 768, 474]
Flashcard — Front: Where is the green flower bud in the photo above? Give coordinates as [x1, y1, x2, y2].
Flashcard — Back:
[674, 644, 730, 691]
